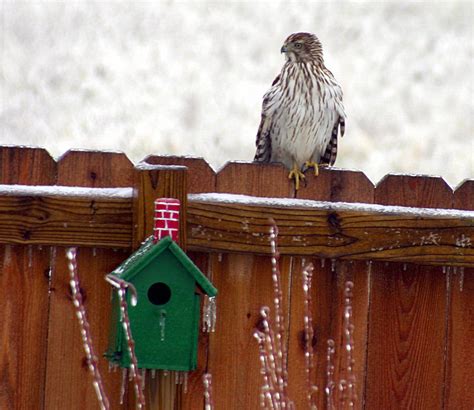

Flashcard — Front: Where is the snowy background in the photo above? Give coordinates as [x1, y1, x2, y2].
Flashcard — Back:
[1, 1, 473, 187]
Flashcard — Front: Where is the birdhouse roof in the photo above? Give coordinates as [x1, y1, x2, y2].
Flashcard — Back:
[110, 235, 217, 297]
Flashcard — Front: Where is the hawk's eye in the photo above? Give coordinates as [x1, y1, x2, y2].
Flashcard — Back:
[295, 43, 303, 49]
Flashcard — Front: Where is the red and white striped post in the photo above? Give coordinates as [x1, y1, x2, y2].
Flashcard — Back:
[153, 198, 180, 243]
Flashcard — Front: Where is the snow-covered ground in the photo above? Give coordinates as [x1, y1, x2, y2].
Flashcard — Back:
[1, 1, 473, 187]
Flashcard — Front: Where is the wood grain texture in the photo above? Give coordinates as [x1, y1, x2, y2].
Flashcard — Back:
[0, 194, 132, 248]
[297, 167, 375, 202]
[0, 146, 56, 185]
[444, 180, 474, 409]
[208, 162, 293, 409]
[0, 190, 472, 266]
[44, 152, 134, 409]
[57, 150, 134, 187]
[143, 155, 216, 193]
[0, 148, 53, 409]
[133, 165, 188, 250]
[366, 175, 453, 409]
[287, 169, 373, 409]
[186, 198, 474, 265]
[216, 161, 293, 197]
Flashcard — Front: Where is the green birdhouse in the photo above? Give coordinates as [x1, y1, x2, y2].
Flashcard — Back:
[105, 235, 217, 371]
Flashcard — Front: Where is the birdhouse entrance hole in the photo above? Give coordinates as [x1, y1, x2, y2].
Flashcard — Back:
[148, 282, 171, 305]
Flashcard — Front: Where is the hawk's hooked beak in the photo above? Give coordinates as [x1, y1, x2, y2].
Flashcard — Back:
[281, 45, 288, 53]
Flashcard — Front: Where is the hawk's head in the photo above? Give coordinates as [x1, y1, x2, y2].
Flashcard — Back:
[281, 32, 323, 64]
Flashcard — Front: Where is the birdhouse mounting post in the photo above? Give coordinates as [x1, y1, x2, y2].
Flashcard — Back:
[133, 163, 188, 250]
[132, 163, 189, 408]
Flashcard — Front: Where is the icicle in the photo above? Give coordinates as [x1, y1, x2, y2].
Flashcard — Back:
[159, 310, 166, 342]
[105, 274, 144, 409]
[93, 248, 97, 257]
[203, 296, 217, 332]
[218, 253, 222, 262]
[252, 219, 294, 409]
[459, 267, 465, 292]
[4, 245, 12, 267]
[341, 281, 357, 407]
[320, 258, 326, 268]
[66, 248, 110, 410]
[203, 373, 214, 410]
[302, 263, 318, 408]
[120, 368, 127, 405]
[28, 245, 34, 268]
[331, 259, 336, 272]
[183, 372, 188, 393]
[151, 369, 156, 379]
[442, 266, 446, 274]
[49, 247, 57, 279]
[325, 339, 336, 410]
[403, 263, 407, 271]
[141, 369, 146, 391]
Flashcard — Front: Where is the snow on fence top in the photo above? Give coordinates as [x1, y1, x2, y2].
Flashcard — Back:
[189, 193, 474, 220]
[0, 184, 133, 199]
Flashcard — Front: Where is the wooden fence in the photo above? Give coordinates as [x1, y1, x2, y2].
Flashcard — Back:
[0, 146, 473, 409]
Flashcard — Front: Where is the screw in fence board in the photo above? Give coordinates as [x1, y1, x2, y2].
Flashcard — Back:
[288, 168, 374, 409]
[445, 180, 474, 408]
[133, 164, 188, 409]
[44, 151, 134, 410]
[0, 146, 55, 409]
[366, 175, 453, 409]
[208, 162, 293, 409]
[140, 156, 217, 410]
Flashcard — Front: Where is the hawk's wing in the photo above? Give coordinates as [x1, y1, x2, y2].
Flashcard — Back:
[254, 74, 281, 163]
[321, 80, 346, 166]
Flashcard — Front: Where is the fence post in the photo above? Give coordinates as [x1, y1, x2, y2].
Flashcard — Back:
[132, 163, 188, 409]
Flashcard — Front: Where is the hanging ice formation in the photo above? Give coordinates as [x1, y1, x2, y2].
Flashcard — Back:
[159, 310, 166, 341]
[105, 274, 145, 409]
[202, 295, 217, 332]
[66, 248, 110, 410]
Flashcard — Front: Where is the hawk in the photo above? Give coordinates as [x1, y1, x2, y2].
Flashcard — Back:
[254, 32, 346, 189]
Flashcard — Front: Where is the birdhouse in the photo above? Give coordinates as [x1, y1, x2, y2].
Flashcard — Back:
[105, 199, 217, 371]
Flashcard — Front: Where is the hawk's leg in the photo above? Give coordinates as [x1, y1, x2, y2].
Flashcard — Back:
[288, 164, 305, 190]
[304, 161, 330, 176]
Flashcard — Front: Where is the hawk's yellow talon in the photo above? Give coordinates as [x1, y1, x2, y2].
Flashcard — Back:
[305, 161, 330, 176]
[305, 161, 319, 176]
[288, 165, 305, 190]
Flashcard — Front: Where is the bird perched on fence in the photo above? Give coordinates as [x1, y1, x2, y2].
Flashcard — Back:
[254, 32, 346, 190]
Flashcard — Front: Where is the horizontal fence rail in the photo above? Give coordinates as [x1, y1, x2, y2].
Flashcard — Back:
[0, 185, 472, 266]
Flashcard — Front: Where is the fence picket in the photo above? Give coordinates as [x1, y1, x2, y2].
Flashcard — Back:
[44, 151, 134, 409]
[445, 180, 474, 408]
[208, 162, 293, 409]
[0, 146, 55, 409]
[289, 168, 374, 409]
[366, 175, 453, 409]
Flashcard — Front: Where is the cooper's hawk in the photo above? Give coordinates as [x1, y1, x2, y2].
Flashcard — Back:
[254, 32, 346, 189]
